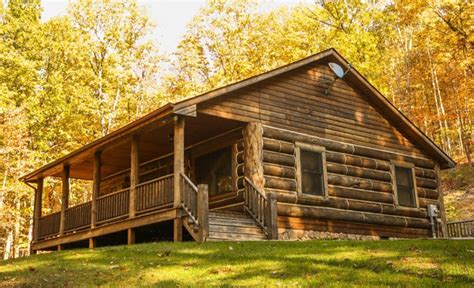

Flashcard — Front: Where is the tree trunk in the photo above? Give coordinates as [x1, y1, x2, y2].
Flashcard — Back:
[427, 46, 449, 151]
[13, 197, 21, 258]
[3, 230, 12, 260]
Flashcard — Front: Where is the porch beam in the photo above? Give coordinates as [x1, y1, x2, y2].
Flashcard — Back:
[33, 177, 43, 243]
[91, 151, 101, 228]
[59, 165, 70, 236]
[130, 135, 140, 218]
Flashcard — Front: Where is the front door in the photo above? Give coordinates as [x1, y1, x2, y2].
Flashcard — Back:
[194, 146, 233, 201]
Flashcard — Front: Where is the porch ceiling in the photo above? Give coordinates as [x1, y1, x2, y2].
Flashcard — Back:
[23, 112, 243, 182]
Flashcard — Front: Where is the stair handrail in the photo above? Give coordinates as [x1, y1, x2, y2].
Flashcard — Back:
[243, 177, 278, 239]
[180, 172, 199, 225]
[243, 177, 268, 234]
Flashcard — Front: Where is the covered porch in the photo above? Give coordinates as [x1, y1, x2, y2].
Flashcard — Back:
[23, 108, 267, 251]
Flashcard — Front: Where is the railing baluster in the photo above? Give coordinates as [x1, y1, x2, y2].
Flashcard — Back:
[447, 219, 474, 238]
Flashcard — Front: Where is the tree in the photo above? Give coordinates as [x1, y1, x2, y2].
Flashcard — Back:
[68, 0, 162, 136]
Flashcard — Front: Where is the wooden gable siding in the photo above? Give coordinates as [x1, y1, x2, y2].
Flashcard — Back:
[198, 63, 430, 159]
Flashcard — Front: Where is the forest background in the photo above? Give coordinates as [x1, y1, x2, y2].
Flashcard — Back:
[0, 0, 472, 259]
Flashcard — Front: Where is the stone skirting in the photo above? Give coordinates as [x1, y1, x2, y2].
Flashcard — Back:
[278, 229, 381, 240]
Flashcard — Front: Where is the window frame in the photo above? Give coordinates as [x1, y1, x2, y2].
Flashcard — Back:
[295, 142, 328, 198]
[391, 161, 419, 208]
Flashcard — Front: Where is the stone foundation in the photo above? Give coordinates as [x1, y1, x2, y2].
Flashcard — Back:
[278, 229, 381, 240]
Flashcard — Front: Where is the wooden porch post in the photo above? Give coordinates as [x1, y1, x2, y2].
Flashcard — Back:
[435, 164, 447, 237]
[128, 135, 140, 245]
[173, 116, 185, 242]
[90, 151, 101, 249]
[58, 165, 70, 250]
[266, 193, 278, 240]
[59, 165, 70, 235]
[33, 177, 43, 244]
[197, 184, 209, 242]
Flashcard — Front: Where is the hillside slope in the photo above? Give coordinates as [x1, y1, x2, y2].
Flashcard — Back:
[0, 240, 472, 287]
[442, 165, 474, 221]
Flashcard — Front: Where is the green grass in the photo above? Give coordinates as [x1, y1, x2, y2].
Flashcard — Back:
[1, 240, 473, 287]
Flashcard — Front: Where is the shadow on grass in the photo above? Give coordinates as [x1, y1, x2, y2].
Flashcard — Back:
[1, 240, 473, 287]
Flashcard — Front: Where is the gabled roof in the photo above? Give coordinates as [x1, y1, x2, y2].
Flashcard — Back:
[22, 48, 455, 182]
[172, 48, 455, 169]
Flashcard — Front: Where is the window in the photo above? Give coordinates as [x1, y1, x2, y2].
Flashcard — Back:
[297, 143, 327, 197]
[394, 166, 417, 207]
[195, 147, 233, 196]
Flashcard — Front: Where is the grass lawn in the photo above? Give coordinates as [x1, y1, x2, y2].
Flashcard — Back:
[0, 240, 473, 287]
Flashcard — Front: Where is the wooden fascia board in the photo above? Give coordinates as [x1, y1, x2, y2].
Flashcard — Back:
[21, 104, 174, 182]
[173, 104, 197, 117]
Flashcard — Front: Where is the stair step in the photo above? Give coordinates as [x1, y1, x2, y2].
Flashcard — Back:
[209, 212, 250, 219]
[209, 218, 257, 226]
[209, 224, 263, 234]
[209, 221, 263, 230]
[208, 231, 267, 241]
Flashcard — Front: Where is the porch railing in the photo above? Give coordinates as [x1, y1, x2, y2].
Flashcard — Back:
[137, 175, 174, 213]
[64, 201, 91, 231]
[180, 173, 209, 242]
[447, 219, 474, 238]
[96, 188, 130, 223]
[243, 177, 278, 239]
[36, 174, 175, 241]
[181, 173, 199, 225]
[38, 211, 61, 239]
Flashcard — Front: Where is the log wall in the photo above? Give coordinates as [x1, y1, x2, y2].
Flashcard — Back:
[261, 126, 438, 237]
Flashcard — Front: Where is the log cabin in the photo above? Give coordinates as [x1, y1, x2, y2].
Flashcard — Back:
[22, 48, 455, 252]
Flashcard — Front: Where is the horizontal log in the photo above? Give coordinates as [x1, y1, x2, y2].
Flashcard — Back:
[416, 177, 437, 189]
[262, 126, 436, 169]
[417, 188, 439, 200]
[263, 163, 296, 179]
[265, 189, 297, 198]
[414, 167, 436, 180]
[327, 174, 393, 193]
[236, 140, 244, 151]
[236, 151, 244, 164]
[326, 152, 391, 171]
[237, 176, 245, 189]
[278, 203, 430, 229]
[326, 162, 392, 182]
[418, 198, 438, 209]
[264, 176, 297, 191]
[236, 164, 245, 176]
[262, 150, 295, 167]
[263, 138, 295, 155]
[272, 192, 426, 218]
[327, 185, 394, 204]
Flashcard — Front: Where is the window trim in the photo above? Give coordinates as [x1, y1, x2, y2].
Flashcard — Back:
[295, 142, 328, 198]
[391, 161, 419, 208]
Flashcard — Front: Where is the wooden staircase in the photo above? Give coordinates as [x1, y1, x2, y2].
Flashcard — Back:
[207, 211, 267, 241]
[180, 173, 277, 242]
